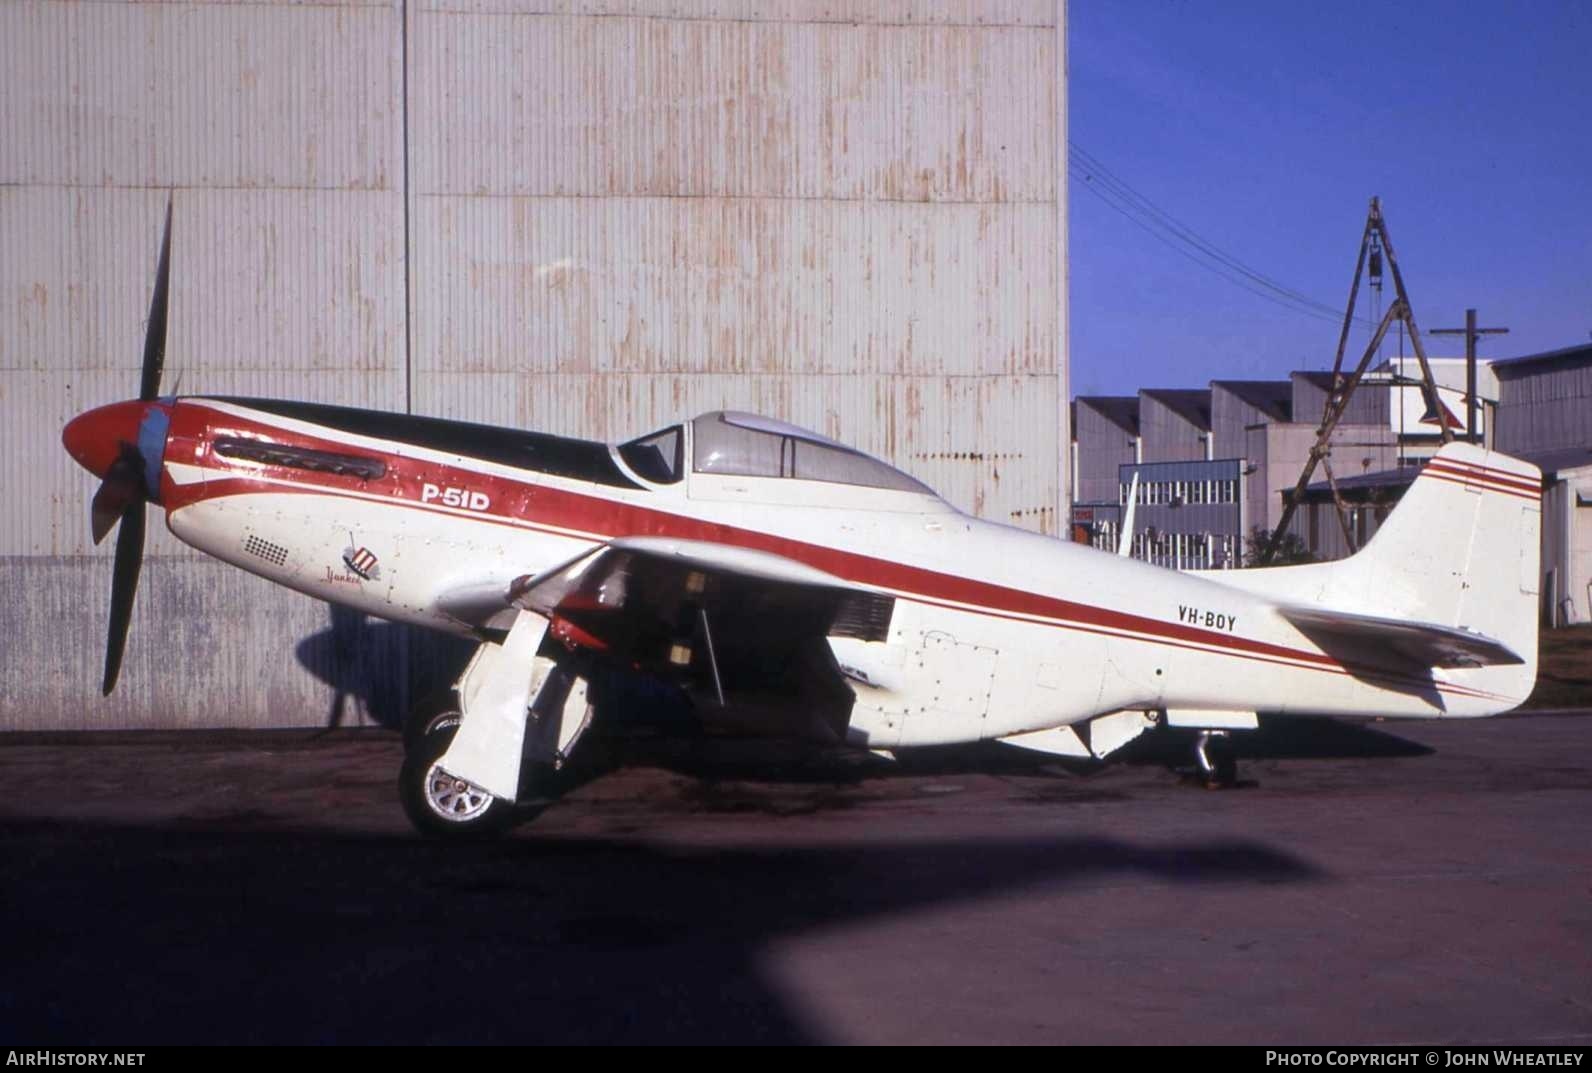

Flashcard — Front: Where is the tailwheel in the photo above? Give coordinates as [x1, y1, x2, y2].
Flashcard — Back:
[1193, 729, 1239, 788]
[398, 723, 512, 839]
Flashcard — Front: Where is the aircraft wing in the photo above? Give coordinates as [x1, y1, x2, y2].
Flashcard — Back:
[1276, 604, 1524, 669]
[512, 537, 871, 611]
[439, 538, 891, 635]
[513, 537, 892, 639]
[440, 538, 894, 742]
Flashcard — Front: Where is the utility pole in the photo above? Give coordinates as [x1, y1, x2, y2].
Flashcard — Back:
[1430, 309, 1509, 445]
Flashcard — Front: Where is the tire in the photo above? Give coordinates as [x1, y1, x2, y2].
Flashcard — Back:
[398, 723, 513, 839]
[402, 691, 463, 756]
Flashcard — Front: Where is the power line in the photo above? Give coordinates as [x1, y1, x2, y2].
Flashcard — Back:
[1070, 162, 1344, 325]
[1068, 142, 1365, 327]
[1069, 143, 1343, 317]
[1068, 143, 1341, 318]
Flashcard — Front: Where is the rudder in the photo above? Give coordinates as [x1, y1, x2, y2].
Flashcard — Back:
[1336, 442, 1541, 699]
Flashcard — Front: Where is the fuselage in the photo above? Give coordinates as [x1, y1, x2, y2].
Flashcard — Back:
[102, 396, 1527, 747]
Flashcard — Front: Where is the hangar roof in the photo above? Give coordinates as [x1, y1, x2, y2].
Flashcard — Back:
[1141, 388, 1212, 432]
[1212, 379, 1293, 423]
[1491, 342, 1592, 378]
[1077, 396, 1140, 437]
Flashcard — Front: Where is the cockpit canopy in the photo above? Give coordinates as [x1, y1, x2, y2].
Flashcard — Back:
[615, 425, 684, 484]
[617, 411, 933, 495]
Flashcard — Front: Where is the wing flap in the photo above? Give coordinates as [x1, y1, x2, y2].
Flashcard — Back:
[1278, 605, 1523, 669]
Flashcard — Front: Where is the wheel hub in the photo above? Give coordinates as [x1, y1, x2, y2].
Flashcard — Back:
[424, 761, 495, 823]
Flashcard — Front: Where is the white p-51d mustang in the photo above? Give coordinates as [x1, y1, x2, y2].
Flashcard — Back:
[63, 208, 1542, 836]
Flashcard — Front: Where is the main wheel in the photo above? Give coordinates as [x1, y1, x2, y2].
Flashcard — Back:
[398, 723, 512, 839]
[402, 691, 463, 756]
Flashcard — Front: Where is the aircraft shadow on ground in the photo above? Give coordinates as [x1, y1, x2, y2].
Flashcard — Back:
[0, 818, 1325, 1045]
[1121, 715, 1435, 766]
[845, 715, 1433, 783]
[293, 608, 699, 735]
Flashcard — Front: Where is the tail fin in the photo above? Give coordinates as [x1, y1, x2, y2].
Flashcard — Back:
[1229, 443, 1541, 708]
[1347, 443, 1540, 670]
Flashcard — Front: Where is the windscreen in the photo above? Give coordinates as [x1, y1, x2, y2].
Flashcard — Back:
[618, 426, 683, 484]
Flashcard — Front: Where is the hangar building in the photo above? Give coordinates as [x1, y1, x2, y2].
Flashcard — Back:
[1492, 345, 1592, 625]
[1072, 344, 1590, 622]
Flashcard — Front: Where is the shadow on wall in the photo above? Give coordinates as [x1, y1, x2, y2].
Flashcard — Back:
[293, 606, 476, 730]
[293, 606, 699, 736]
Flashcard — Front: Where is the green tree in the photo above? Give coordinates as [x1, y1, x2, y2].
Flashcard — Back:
[1244, 526, 1316, 567]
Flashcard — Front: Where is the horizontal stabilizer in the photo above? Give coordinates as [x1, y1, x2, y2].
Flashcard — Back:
[1278, 605, 1523, 669]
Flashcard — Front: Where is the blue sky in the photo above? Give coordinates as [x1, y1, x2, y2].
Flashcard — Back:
[1067, 0, 1592, 396]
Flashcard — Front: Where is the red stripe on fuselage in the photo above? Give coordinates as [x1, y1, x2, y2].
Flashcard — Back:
[160, 400, 1513, 703]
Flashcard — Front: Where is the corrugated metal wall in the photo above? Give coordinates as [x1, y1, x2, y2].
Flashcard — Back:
[1496, 360, 1592, 456]
[1209, 383, 1283, 461]
[407, 1, 1064, 529]
[1137, 393, 1207, 463]
[1, 0, 409, 730]
[1, 0, 1065, 729]
[1073, 400, 1136, 504]
[1242, 422, 1397, 544]
[1291, 371, 1388, 428]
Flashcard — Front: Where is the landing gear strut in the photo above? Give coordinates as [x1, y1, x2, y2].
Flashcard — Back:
[397, 610, 598, 838]
[1193, 729, 1238, 787]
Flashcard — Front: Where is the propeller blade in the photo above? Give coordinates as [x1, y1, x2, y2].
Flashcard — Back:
[91, 198, 170, 693]
[139, 197, 172, 402]
[102, 502, 146, 695]
[90, 455, 144, 544]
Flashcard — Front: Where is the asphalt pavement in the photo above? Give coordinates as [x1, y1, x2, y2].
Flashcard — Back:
[2, 710, 1589, 1045]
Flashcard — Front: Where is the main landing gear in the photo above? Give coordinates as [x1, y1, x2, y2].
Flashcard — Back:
[399, 716, 513, 838]
[397, 610, 595, 839]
